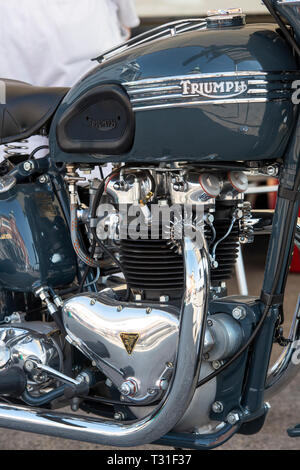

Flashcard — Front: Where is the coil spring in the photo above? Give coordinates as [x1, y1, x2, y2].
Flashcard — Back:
[3, 140, 29, 158]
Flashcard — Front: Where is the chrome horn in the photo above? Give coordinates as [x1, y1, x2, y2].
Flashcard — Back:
[0, 232, 210, 447]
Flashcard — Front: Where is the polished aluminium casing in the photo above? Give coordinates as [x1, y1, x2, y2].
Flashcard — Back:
[0, 326, 60, 380]
[51, 23, 299, 164]
[62, 291, 179, 402]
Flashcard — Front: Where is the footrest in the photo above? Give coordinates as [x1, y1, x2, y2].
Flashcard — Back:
[287, 424, 300, 437]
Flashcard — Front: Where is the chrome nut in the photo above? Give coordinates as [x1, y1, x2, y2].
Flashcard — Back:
[226, 411, 240, 425]
[23, 161, 34, 172]
[212, 401, 223, 413]
[232, 306, 247, 321]
[120, 379, 138, 397]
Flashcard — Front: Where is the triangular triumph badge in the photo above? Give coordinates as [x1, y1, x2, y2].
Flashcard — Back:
[120, 333, 139, 355]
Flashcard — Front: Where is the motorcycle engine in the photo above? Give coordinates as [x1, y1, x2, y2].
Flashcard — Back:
[61, 165, 250, 432]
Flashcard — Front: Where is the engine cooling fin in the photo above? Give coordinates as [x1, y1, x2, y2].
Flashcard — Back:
[120, 237, 184, 298]
[120, 218, 239, 300]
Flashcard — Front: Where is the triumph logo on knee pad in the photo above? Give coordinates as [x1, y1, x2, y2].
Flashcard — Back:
[86, 116, 117, 132]
[180, 79, 248, 99]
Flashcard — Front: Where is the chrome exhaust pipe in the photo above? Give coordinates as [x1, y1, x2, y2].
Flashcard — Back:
[0, 234, 210, 447]
[265, 295, 300, 400]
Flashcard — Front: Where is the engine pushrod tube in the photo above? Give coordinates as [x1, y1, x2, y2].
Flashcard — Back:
[0, 234, 210, 447]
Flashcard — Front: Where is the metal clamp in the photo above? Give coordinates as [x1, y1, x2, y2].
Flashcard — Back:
[278, 187, 300, 203]
[260, 291, 284, 307]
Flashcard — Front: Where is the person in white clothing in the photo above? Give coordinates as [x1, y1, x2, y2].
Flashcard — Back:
[0, 0, 140, 161]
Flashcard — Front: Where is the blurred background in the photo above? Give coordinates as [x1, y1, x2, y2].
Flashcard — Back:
[134, 0, 271, 32]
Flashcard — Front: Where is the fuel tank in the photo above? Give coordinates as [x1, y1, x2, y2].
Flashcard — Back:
[51, 22, 300, 164]
[0, 183, 77, 292]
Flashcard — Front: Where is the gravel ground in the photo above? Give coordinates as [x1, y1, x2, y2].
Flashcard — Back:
[0, 237, 299, 450]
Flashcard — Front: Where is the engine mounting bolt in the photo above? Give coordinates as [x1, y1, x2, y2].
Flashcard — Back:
[207, 319, 213, 327]
[39, 175, 49, 184]
[232, 306, 247, 321]
[212, 360, 223, 370]
[266, 165, 278, 177]
[146, 307, 152, 314]
[166, 362, 173, 368]
[114, 412, 125, 421]
[227, 411, 240, 425]
[90, 299, 96, 306]
[117, 305, 123, 312]
[212, 401, 224, 414]
[23, 161, 34, 172]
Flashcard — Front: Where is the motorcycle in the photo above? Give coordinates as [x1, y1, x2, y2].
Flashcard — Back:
[0, 0, 299, 450]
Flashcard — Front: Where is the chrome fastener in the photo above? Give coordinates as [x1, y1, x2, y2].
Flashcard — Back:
[212, 360, 223, 370]
[226, 411, 240, 425]
[212, 401, 224, 413]
[232, 306, 247, 321]
[39, 175, 49, 184]
[114, 412, 125, 421]
[23, 161, 34, 172]
[120, 379, 138, 397]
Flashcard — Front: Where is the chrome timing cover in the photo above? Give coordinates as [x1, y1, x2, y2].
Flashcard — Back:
[0, 325, 61, 384]
[62, 291, 179, 403]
